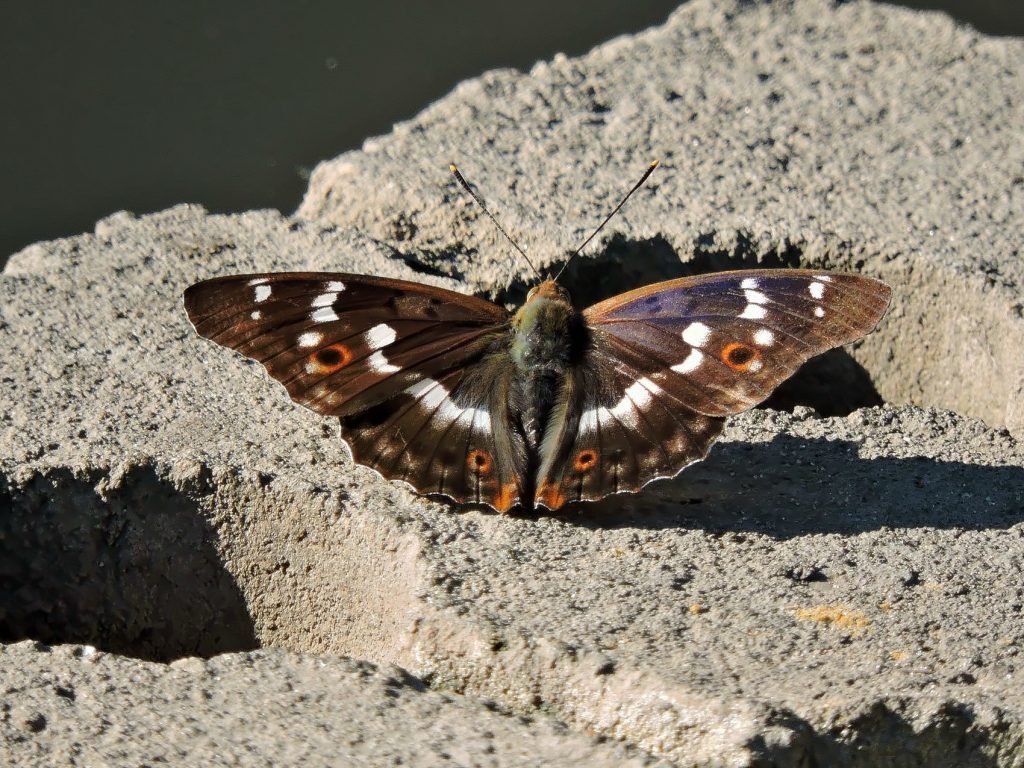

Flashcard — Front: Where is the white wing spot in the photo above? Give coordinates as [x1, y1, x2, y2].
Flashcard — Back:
[748, 358, 764, 373]
[298, 331, 323, 348]
[816, 275, 833, 283]
[578, 406, 614, 436]
[744, 289, 768, 305]
[311, 292, 337, 308]
[809, 281, 826, 299]
[404, 378, 490, 431]
[311, 307, 339, 323]
[250, 310, 261, 320]
[365, 323, 397, 350]
[464, 407, 492, 433]
[325, 280, 346, 292]
[754, 328, 775, 346]
[367, 350, 400, 374]
[254, 285, 272, 303]
[405, 377, 438, 399]
[414, 379, 449, 411]
[739, 304, 767, 320]
[682, 321, 712, 347]
[740, 277, 759, 289]
[579, 408, 599, 436]
[623, 377, 662, 409]
[609, 396, 639, 430]
[814, 306, 826, 318]
[671, 348, 704, 374]
[247, 277, 270, 286]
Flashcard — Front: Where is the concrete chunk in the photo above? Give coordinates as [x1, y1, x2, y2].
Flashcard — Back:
[3, 0, 1024, 765]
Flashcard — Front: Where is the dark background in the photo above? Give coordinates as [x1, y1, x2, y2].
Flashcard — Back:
[2, 1, 1020, 264]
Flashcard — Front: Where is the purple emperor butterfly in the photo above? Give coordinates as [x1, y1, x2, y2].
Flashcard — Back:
[184, 163, 891, 512]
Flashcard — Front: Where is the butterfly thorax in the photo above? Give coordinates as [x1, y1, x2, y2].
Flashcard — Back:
[510, 282, 578, 372]
[509, 280, 587, 451]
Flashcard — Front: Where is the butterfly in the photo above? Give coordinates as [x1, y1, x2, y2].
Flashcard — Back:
[184, 163, 892, 513]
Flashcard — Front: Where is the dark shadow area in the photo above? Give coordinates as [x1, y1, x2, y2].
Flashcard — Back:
[0, 465, 257, 662]
[370, 236, 468, 282]
[488, 234, 886, 417]
[0, 1, 685, 267]
[772, 700, 1001, 768]
[559, 433, 1024, 537]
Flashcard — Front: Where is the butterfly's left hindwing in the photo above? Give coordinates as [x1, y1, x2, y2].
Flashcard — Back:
[184, 273, 527, 510]
[533, 269, 891, 508]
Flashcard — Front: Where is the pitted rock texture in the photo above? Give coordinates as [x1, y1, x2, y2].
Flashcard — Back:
[0, 642, 648, 768]
[2, 0, 1024, 766]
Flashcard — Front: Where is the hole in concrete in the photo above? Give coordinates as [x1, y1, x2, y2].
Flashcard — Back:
[0, 464, 422, 664]
[491, 233, 884, 417]
[0, 466, 257, 662]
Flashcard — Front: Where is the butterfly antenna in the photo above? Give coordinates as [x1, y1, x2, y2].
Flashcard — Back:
[553, 159, 660, 282]
[449, 164, 542, 279]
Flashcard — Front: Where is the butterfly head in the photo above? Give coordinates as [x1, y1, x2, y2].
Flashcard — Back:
[525, 279, 572, 307]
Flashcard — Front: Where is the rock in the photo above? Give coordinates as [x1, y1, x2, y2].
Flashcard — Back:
[2, 0, 1023, 765]
[0, 641, 644, 767]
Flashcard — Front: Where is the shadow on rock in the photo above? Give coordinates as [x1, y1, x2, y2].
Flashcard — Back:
[0, 464, 257, 662]
[779, 700, 1001, 768]
[566, 433, 1024, 537]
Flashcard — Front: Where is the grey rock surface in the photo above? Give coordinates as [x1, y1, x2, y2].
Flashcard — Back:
[0, 641, 647, 767]
[2, 0, 1023, 766]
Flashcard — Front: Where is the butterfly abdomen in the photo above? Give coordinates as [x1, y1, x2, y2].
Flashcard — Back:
[508, 290, 591, 497]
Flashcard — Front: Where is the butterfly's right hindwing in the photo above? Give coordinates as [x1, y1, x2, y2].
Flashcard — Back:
[338, 351, 527, 511]
[534, 342, 726, 509]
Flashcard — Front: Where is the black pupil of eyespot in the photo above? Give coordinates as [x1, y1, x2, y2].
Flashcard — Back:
[729, 346, 753, 364]
[317, 348, 342, 365]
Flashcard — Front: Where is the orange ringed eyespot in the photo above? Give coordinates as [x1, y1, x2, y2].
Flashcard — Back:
[467, 449, 492, 474]
[574, 450, 597, 472]
[308, 343, 353, 374]
[721, 342, 758, 371]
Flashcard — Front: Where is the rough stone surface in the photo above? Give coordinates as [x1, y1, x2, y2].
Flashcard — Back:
[2, 1, 1023, 766]
[0, 641, 647, 767]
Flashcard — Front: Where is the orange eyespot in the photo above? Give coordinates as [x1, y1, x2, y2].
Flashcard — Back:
[307, 343, 353, 374]
[720, 342, 759, 372]
[467, 449, 492, 475]
[574, 449, 598, 472]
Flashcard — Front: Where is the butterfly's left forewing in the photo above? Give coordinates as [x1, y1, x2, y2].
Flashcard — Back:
[184, 273, 527, 510]
[534, 269, 891, 508]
